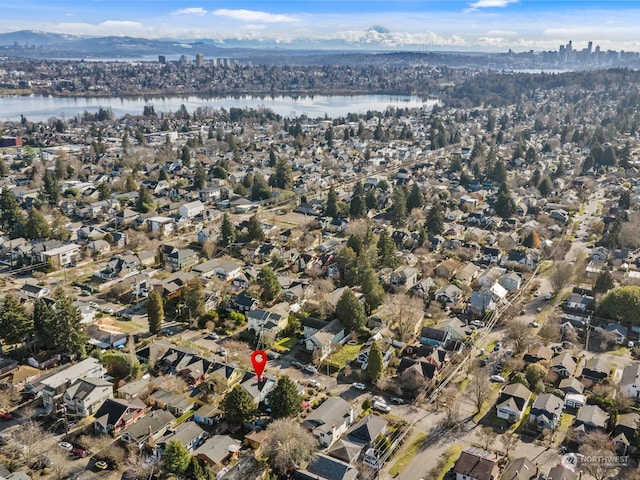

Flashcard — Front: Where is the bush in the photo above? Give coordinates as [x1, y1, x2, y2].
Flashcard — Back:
[362, 398, 372, 411]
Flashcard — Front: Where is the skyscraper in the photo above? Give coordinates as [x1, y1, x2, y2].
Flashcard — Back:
[196, 53, 204, 67]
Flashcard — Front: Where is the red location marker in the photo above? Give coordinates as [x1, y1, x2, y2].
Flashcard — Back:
[251, 350, 267, 381]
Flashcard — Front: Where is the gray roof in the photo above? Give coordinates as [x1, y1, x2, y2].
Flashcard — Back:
[326, 438, 363, 464]
[303, 397, 352, 437]
[547, 465, 578, 480]
[347, 414, 387, 444]
[193, 435, 240, 465]
[621, 363, 640, 386]
[500, 457, 537, 480]
[121, 410, 175, 442]
[583, 356, 611, 375]
[297, 453, 358, 480]
[158, 421, 205, 449]
[575, 404, 609, 429]
[531, 393, 563, 414]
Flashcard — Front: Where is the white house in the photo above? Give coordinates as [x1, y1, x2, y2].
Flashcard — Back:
[179, 200, 205, 219]
[305, 319, 346, 361]
[39, 243, 81, 268]
[147, 216, 175, 235]
[620, 363, 640, 398]
[302, 397, 354, 447]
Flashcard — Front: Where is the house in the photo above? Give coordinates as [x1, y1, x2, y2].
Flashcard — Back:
[0, 365, 40, 391]
[40, 357, 106, 410]
[434, 284, 462, 304]
[194, 435, 241, 466]
[523, 345, 553, 364]
[179, 200, 205, 219]
[305, 319, 346, 361]
[86, 325, 128, 350]
[302, 397, 354, 447]
[468, 291, 495, 316]
[19, 283, 50, 300]
[165, 248, 198, 271]
[247, 308, 286, 336]
[62, 377, 113, 417]
[390, 266, 418, 289]
[115, 208, 139, 227]
[147, 216, 175, 235]
[499, 272, 522, 292]
[27, 352, 60, 370]
[435, 259, 462, 279]
[116, 377, 153, 401]
[546, 466, 577, 480]
[120, 410, 175, 449]
[156, 421, 207, 454]
[326, 438, 363, 465]
[481, 246, 502, 265]
[573, 405, 609, 435]
[564, 393, 586, 409]
[295, 453, 358, 480]
[347, 414, 388, 446]
[419, 327, 451, 347]
[500, 457, 538, 480]
[39, 243, 81, 268]
[581, 357, 611, 383]
[564, 293, 593, 313]
[612, 412, 639, 454]
[192, 257, 242, 281]
[87, 239, 111, 256]
[529, 393, 564, 431]
[231, 292, 258, 313]
[93, 397, 146, 435]
[303, 317, 328, 339]
[602, 323, 628, 344]
[551, 353, 577, 378]
[193, 403, 222, 426]
[453, 448, 499, 480]
[558, 377, 585, 396]
[97, 254, 140, 281]
[397, 357, 438, 383]
[455, 263, 480, 284]
[502, 250, 536, 269]
[496, 383, 532, 423]
[478, 267, 507, 290]
[620, 363, 640, 398]
[240, 375, 276, 404]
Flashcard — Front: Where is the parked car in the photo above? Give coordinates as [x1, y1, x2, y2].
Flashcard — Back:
[0, 412, 13, 421]
[390, 397, 404, 405]
[95, 460, 109, 470]
[352, 382, 366, 391]
[493, 342, 502, 351]
[218, 348, 227, 357]
[534, 291, 540, 297]
[206, 332, 219, 340]
[490, 375, 506, 383]
[59, 441, 74, 452]
[373, 401, 391, 413]
[529, 321, 540, 328]
[470, 320, 485, 328]
[372, 395, 385, 404]
[304, 365, 318, 374]
[291, 361, 303, 369]
[307, 379, 320, 388]
[544, 292, 552, 300]
[72, 448, 89, 458]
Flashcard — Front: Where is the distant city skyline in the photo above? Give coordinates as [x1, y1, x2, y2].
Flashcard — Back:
[1, 1, 640, 52]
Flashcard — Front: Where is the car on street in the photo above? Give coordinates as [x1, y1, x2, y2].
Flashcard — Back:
[529, 321, 540, 328]
[372, 395, 385, 404]
[373, 401, 391, 413]
[544, 292, 552, 300]
[470, 320, 485, 328]
[95, 461, 109, 470]
[0, 412, 13, 421]
[58, 441, 74, 452]
[72, 448, 89, 458]
[304, 365, 318, 374]
[493, 342, 502, 351]
[307, 379, 320, 388]
[102, 307, 114, 314]
[490, 375, 506, 383]
[534, 291, 540, 297]
[390, 397, 404, 405]
[352, 382, 366, 391]
[536, 307, 543, 313]
[206, 332, 219, 340]
[218, 348, 227, 357]
[291, 361, 303, 369]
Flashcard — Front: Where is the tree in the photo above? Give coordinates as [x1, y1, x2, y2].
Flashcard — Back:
[162, 439, 191, 476]
[270, 158, 293, 190]
[425, 201, 445, 236]
[97, 181, 111, 201]
[181, 280, 205, 324]
[406, 183, 423, 212]
[50, 290, 88, 359]
[479, 426, 497, 451]
[525, 363, 547, 390]
[522, 231, 541, 249]
[24, 208, 50, 240]
[494, 183, 516, 218]
[33, 298, 55, 350]
[594, 268, 615, 295]
[257, 265, 281, 302]
[325, 185, 339, 219]
[361, 267, 385, 315]
[269, 144, 277, 167]
[538, 321, 562, 345]
[538, 177, 552, 197]
[365, 189, 377, 210]
[500, 431, 518, 459]
[136, 185, 154, 213]
[390, 187, 407, 227]
[377, 229, 399, 269]
[489, 159, 507, 184]
[386, 294, 424, 342]
[246, 214, 265, 242]
[147, 290, 164, 335]
[602, 145, 618, 167]
[11, 421, 44, 464]
[366, 342, 383, 382]
[263, 419, 316, 476]
[578, 431, 620, 480]
[549, 262, 574, 295]
[335, 288, 366, 333]
[219, 213, 236, 247]
[596, 285, 640, 324]
[0, 188, 22, 232]
[505, 319, 531, 353]
[0, 294, 31, 345]
[251, 173, 271, 201]
[125, 175, 137, 192]
[469, 370, 492, 413]
[42, 170, 60, 204]
[349, 181, 367, 219]
[193, 163, 207, 190]
[270, 376, 302, 419]
[336, 246, 358, 286]
[221, 385, 257, 426]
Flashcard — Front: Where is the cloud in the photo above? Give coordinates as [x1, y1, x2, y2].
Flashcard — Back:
[486, 30, 518, 37]
[469, 0, 518, 9]
[99, 20, 142, 28]
[212, 9, 298, 23]
[171, 7, 207, 16]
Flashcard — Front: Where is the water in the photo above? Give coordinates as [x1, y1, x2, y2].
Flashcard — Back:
[0, 94, 434, 122]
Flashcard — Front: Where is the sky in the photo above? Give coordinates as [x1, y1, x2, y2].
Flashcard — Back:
[1, 1, 640, 52]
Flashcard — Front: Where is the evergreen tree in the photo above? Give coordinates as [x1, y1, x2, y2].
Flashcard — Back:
[324, 126, 333, 148]
[494, 183, 516, 218]
[406, 183, 423, 212]
[538, 177, 552, 197]
[97, 182, 111, 201]
[270, 158, 293, 190]
[425, 201, 445, 236]
[531, 169, 541, 187]
[365, 189, 377, 210]
[42, 170, 60, 204]
[125, 175, 137, 192]
[147, 290, 164, 335]
[336, 246, 358, 286]
[0, 295, 32, 345]
[325, 186, 339, 219]
[242, 173, 254, 189]
[221, 385, 257, 425]
[24, 208, 50, 240]
[525, 146, 537, 164]
[335, 289, 366, 333]
[219, 213, 236, 247]
[0, 158, 8, 177]
[33, 298, 56, 349]
[602, 145, 617, 167]
[361, 268, 385, 315]
[50, 289, 88, 359]
[136, 185, 155, 213]
[390, 187, 407, 228]
[162, 440, 191, 476]
[619, 190, 631, 210]
[257, 265, 281, 302]
[186, 456, 205, 480]
[181, 280, 206, 322]
[594, 269, 615, 295]
[489, 159, 507, 184]
[270, 376, 302, 419]
[180, 145, 191, 167]
[366, 342, 383, 382]
[377, 230, 399, 269]
[0, 188, 22, 232]
[349, 181, 367, 219]
[251, 173, 271, 201]
[522, 231, 541, 249]
[246, 214, 265, 242]
[193, 163, 207, 190]
[346, 234, 364, 257]
[269, 144, 277, 167]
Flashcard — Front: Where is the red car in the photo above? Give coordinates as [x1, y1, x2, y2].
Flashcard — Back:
[0, 412, 13, 421]
[72, 448, 89, 458]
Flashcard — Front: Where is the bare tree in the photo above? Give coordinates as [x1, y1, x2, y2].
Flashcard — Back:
[579, 430, 620, 480]
[159, 375, 187, 394]
[49, 451, 69, 480]
[11, 420, 45, 464]
[439, 386, 460, 429]
[549, 262, 574, 295]
[538, 321, 562, 345]
[500, 431, 519, 459]
[468, 370, 492, 413]
[125, 452, 158, 480]
[263, 419, 317, 476]
[0, 389, 20, 413]
[504, 319, 531, 353]
[386, 294, 425, 342]
[221, 339, 252, 368]
[479, 426, 498, 451]
[201, 239, 217, 259]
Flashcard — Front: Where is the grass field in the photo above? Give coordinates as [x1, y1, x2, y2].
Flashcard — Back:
[388, 432, 427, 476]
[326, 343, 362, 369]
[274, 336, 299, 352]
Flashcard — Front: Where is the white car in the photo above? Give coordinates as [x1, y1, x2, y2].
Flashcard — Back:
[307, 379, 320, 388]
[58, 441, 73, 452]
[352, 382, 366, 391]
[373, 401, 391, 413]
[490, 375, 506, 383]
[529, 321, 540, 328]
[470, 320, 485, 328]
[304, 365, 318, 374]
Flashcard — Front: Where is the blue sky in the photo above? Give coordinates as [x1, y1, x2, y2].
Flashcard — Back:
[1, 1, 639, 51]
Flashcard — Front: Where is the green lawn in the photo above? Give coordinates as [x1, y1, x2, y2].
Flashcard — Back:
[326, 343, 362, 369]
[388, 432, 427, 476]
[274, 336, 299, 352]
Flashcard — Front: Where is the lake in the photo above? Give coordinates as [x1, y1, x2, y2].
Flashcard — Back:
[0, 94, 435, 122]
